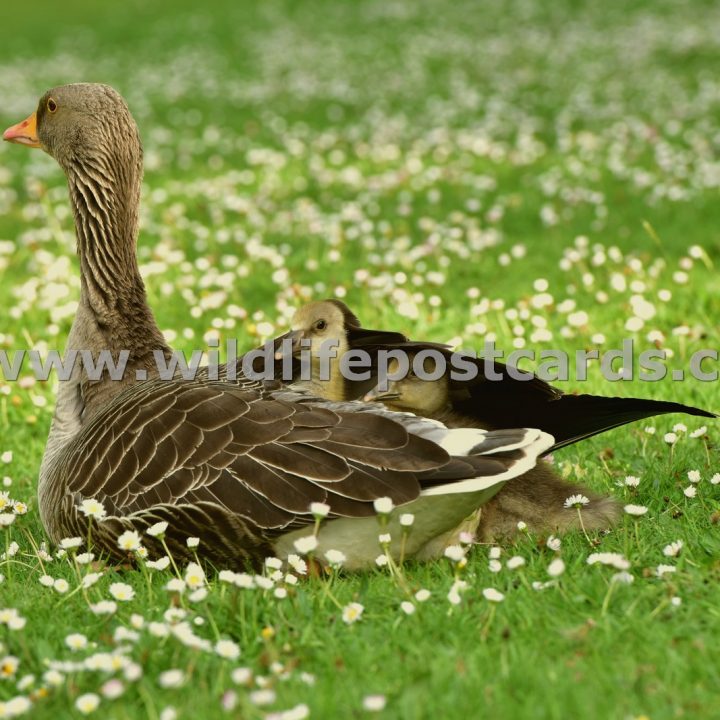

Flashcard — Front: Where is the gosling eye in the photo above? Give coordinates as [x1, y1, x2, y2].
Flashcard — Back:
[47, 98, 58, 113]
[314, 319, 327, 331]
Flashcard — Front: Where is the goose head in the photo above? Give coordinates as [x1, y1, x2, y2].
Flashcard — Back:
[365, 353, 450, 415]
[4, 83, 141, 176]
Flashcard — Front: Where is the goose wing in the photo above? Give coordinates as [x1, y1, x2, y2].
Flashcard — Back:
[50, 379, 550, 567]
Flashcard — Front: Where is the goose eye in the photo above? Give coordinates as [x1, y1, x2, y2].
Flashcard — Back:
[315, 320, 327, 331]
[47, 98, 58, 113]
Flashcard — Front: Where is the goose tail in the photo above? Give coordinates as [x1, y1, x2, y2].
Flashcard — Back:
[535, 395, 716, 452]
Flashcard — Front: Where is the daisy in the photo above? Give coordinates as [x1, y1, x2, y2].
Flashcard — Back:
[65, 633, 88, 651]
[75, 693, 101, 715]
[624, 504, 648, 516]
[324, 549, 346, 567]
[506, 556, 526, 570]
[310, 502, 330, 518]
[158, 669, 185, 689]
[109, 582, 135, 601]
[482, 588, 505, 602]
[547, 558, 565, 577]
[117, 530, 141, 552]
[546, 535, 562, 552]
[400, 601, 415, 615]
[184, 562, 206, 589]
[146, 521, 168, 537]
[415, 589, 431, 602]
[564, 494, 589, 508]
[78, 498, 107, 520]
[293, 536, 318, 555]
[443, 545, 465, 562]
[60, 537, 82, 550]
[683, 486, 697, 498]
[186, 537, 200, 548]
[82, 572, 103, 589]
[231, 667, 252, 685]
[249, 690, 276, 706]
[165, 579, 186, 593]
[399, 513, 415, 527]
[90, 601, 117, 615]
[687, 470, 701, 483]
[286, 554, 307, 575]
[101, 679, 125, 699]
[656, 565, 676, 577]
[663, 540, 683, 557]
[146, 556, 171, 571]
[373, 497, 394, 514]
[215, 640, 241, 660]
[342, 602, 364, 624]
[53, 578, 69, 594]
[363, 695, 387, 712]
[587, 553, 630, 570]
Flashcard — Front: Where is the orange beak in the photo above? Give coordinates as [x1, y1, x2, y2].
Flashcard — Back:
[3, 112, 41, 148]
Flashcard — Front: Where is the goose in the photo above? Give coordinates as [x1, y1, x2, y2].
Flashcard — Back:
[4, 83, 556, 570]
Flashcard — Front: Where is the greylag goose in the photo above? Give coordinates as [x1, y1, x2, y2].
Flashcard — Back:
[4, 83, 556, 570]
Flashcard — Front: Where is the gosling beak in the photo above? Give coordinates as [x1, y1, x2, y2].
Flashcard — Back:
[363, 387, 401, 403]
[274, 330, 304, 360]
[3, 112, 41, 148]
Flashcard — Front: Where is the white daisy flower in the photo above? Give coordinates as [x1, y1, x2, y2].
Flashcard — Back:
[663, 540, 683, 557]
[342, 602, 364, 624]
[78, 498, 107, 520]
[564, 494, 589, 508]
[373, 497, 394, 514]
[624, 504, 648, 516]
[109, 582, 135, 601]
[75, 693, 101, 715]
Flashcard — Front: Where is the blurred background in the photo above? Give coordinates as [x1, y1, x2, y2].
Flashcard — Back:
[0, 0, 718, 393]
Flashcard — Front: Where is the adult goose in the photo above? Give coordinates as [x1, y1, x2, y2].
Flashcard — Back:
[3, 84, 554, 570]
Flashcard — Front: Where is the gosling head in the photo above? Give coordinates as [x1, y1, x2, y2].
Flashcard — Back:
[364, 354, 450, 415]
[286, 299, 357, 358]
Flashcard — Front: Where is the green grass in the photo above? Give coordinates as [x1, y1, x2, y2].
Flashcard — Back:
[1, 0, 719, 718]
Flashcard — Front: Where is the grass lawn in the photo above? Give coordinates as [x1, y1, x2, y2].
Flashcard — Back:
[0, 0, 719, 718]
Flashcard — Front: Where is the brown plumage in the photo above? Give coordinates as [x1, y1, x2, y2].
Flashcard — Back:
[5, 84, 555, 570]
